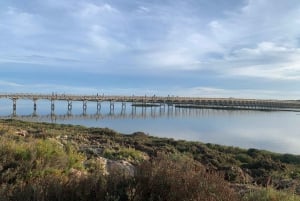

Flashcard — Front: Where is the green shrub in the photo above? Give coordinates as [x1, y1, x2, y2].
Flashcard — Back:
[236, 153, 254, 164]
[243, 188, 300, 201]
[103, 147, 145, 163]
[0, 135, 85, 183]
[134, 153, 240, 201]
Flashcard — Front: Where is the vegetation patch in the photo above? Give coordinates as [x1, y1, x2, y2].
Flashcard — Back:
[1, 119, 300, 200]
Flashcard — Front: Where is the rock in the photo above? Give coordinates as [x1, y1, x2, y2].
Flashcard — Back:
[69, 168, 87, 179]
[274, 179, 298, 190]
[15, 130, 28, 137]
[107, 159, 135, 176]
[88, 157, 136, 176]
[81, 147, 104, 156]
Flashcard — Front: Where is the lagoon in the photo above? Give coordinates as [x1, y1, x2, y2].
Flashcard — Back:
[0, 99, 300, 154]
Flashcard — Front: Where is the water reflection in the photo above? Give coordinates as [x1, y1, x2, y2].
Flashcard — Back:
[1, 105, 264, 122]
[1, 100, 300, 154]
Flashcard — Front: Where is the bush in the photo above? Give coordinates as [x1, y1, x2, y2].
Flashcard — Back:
[103, 147, 145, 163]
[0, 134, 86, 199]
[243, 188, 300, 201]
[134, 153, 240, 201]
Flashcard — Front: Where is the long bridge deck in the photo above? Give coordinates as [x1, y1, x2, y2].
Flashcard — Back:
[0, 93, 300, 114]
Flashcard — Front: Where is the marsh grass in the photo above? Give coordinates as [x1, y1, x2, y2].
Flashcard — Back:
[243, 188, 300, 201]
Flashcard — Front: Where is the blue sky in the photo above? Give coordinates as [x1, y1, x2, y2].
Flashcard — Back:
[1, 0, 300, 99]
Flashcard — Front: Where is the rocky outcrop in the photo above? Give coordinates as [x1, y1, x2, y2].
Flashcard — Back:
[85, 157, 135, 177]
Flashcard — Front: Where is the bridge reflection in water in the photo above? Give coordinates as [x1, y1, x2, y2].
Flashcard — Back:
[0, 102, 289, 123]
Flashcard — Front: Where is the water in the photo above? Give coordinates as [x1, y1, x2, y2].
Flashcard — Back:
[0, 99, 300, 154]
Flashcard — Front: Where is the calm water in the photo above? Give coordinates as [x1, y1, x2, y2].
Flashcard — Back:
[1, 99, 300, 154]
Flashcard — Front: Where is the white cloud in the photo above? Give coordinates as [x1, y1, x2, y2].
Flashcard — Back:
[210, 0, 300, 46]
[0, 7, 43, 36]
[87, 25, 127, 57]
[137, 6, 150, 13]
[229, 63, 300, 81]
[79, 3, 118, 18]
[142, 50, 201, 70]
[138, 28, 223, 70]
[202, 0, 300, 81]
[1, 0, 300, 95]
[222, 42, 300, 80]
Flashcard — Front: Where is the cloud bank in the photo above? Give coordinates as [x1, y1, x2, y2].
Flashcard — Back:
[1, 0, 300, 98]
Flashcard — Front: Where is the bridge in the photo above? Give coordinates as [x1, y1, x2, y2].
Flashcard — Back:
[0, 93, 300, 116]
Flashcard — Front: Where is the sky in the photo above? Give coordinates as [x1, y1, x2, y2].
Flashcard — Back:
[1, 0, 300, 99]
